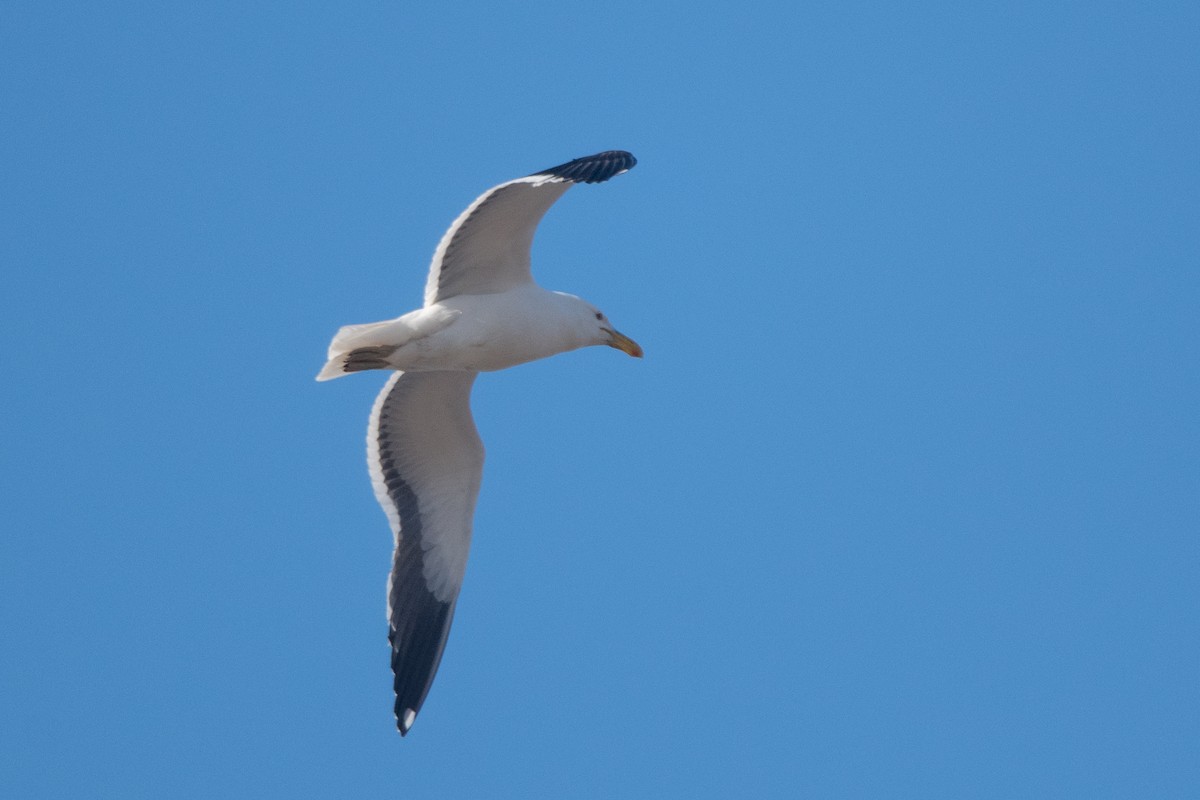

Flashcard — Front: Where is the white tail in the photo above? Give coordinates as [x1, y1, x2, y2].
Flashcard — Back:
[317, 308, 460, 381]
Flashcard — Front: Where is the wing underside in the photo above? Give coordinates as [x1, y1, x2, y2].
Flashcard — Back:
[367, 370, 484, 734]
[423, 150, 637, 306]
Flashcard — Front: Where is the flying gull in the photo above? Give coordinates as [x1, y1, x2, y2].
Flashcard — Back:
[317, 150, 641, 735]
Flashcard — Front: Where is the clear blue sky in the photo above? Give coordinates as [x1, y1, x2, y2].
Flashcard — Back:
[3, 2, 1197, 797]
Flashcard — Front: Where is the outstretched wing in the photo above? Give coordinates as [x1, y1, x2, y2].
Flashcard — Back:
[423, 150, 637, 306]
[366, 370, 484, 735]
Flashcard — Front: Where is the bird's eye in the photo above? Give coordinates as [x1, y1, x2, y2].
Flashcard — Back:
[595, 312, 603, 320]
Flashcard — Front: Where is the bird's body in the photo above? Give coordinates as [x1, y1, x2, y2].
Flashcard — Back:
[319, 286, 617, 377]
[318, 150, 640, 735]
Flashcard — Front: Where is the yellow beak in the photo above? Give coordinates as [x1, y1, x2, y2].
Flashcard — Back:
[605, 328, 643, 358]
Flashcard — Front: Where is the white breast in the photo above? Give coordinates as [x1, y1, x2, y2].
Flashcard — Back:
[402, 287, 590, 373]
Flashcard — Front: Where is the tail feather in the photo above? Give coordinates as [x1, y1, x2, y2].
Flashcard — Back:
[327, 318, 414, 359]
[317, 307, 460, 382]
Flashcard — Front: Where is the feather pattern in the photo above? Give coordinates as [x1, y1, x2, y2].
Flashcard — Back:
[367, 370, 483, 734]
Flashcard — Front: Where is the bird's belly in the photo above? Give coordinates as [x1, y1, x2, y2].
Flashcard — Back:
[392, 317, 577, 373]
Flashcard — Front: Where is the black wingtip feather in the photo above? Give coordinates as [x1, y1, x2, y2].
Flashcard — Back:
[381, 467, 457, 738]
[532, 150, 637, 184]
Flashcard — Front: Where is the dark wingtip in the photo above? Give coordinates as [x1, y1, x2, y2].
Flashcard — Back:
[532, 150, 637, 184]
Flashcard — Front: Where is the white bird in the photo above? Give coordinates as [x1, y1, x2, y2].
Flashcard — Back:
[318, 151, 641, 735]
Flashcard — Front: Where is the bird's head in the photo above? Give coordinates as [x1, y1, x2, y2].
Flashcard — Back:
[559, 294, 643, 358]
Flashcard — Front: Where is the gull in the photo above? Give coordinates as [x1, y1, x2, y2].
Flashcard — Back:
[317, 150, 641, 735]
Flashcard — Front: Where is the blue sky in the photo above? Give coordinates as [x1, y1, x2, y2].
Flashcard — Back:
[2, 2, 1198, 797]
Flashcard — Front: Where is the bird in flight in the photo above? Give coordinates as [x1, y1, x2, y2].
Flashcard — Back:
[318, 150, 641, 735]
